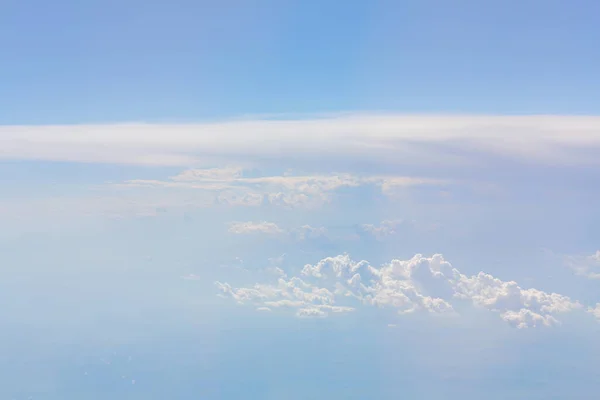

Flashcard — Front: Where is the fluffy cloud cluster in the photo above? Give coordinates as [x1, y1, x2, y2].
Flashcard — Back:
[216, 253, 590, 328]
[451, 271, 580, 328]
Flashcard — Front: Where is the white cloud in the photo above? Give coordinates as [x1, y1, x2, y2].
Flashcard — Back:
[500, 309, 559, 329]
[587, 304, 600, 319]
[216, 253, 589, 328]
[564, 250, 600, 279]
[228, 221, 284, 235]
[450, 271, 580, 328]
[3, 114, 600, 167]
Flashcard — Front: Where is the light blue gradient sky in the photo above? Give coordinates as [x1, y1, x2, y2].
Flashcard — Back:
[2, 1, 600, 399]
[2, 0, 600, 124]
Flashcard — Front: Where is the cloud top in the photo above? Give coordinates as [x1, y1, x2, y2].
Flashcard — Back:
[216, 253, 597, 329]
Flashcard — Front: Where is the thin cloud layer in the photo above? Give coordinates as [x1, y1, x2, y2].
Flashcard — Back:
[0, 165, 448, 221]
[228, 221, 327, 241]
[216, 253, 595, 329]
[228, 221, 285, 235]
[564, 250, 600, 279]
[3, 114, 600, 167]
[118, 167, 444, 208]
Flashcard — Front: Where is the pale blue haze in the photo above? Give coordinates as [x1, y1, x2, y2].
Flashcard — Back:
[2, 1, 600, 399]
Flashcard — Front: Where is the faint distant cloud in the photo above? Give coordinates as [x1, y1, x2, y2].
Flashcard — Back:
[0, 164, 451, 222]
[360, 219, 406, 239]
[116, 167, 444, 209]
[227, 221, 328, 242]
[564, 250, 600, 279]
[291, 225, 328, 240]
[182, 273, 202, 281]
[296, 308, 328, 318]
[359, 219, 441, 239]
[228, 221, 284, 235]
[267, 253, 286, 267]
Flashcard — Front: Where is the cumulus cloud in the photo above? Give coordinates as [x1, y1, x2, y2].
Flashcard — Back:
[228, 221, 284, 235]
[216, 253, 590, 328]
[451, 271, 580, 328]
[215, 277, 355, 319]
[3, 114, 600, 167]
[564, 250, 600, 279]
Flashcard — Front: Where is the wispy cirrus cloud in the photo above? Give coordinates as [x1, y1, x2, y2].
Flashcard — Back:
[3, 114, 600, 168]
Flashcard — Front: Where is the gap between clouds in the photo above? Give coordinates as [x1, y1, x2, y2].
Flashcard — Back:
[215, 253, 600, 329]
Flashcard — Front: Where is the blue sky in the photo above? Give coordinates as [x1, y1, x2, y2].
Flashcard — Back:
[2, 1, 600, 399]
[2, 0, 600, 124]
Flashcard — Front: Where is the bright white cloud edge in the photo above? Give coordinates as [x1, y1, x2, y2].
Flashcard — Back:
[216, 253, 599, 329]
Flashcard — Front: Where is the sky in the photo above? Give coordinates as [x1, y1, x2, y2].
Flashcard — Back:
[2, 1, 600, 399]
